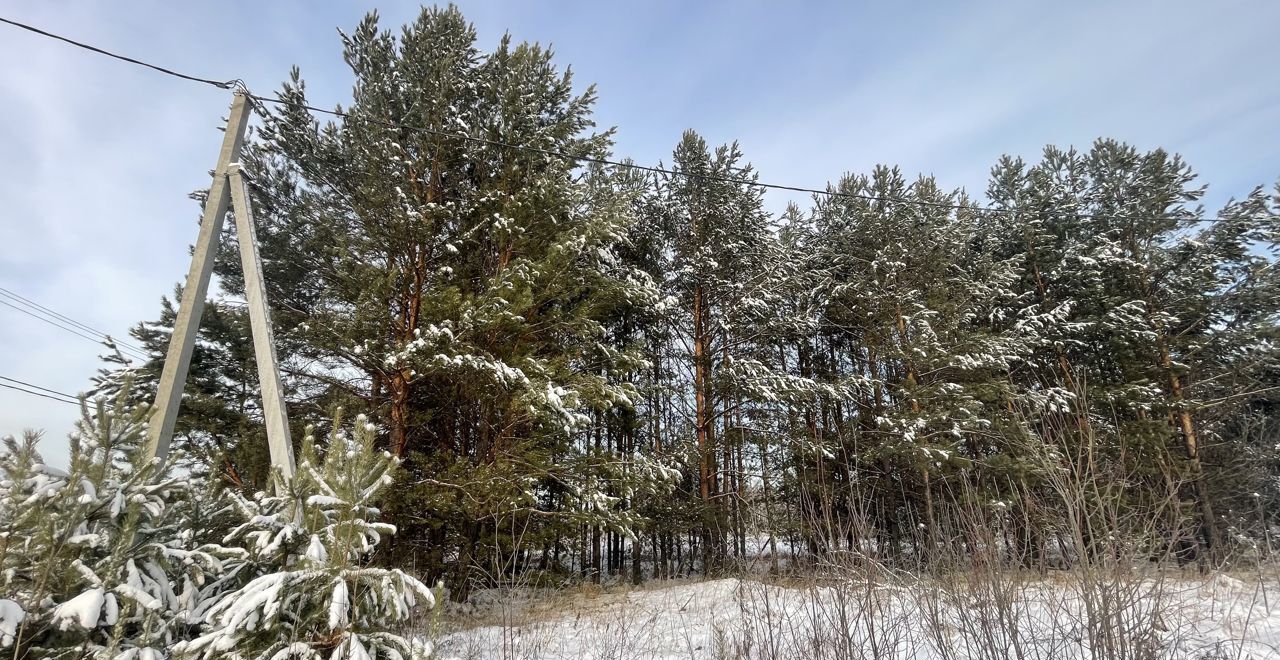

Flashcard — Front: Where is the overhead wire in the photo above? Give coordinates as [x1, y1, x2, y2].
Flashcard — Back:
[0, 298, 150, 362]
[0, 375, 130, 415]
[243, 95, 1199, 224]
[0, 375, 78, 403]
[0, 14, 1213, 227]
[0, 376, 78, 406]
[0, 382, 77, 405]
[0, 16, 241, 90]
[1, 298, 111, 346]
[0, 286, 149, 356]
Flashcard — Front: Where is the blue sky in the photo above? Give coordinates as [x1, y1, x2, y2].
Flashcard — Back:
[2, 1, 1278, 464]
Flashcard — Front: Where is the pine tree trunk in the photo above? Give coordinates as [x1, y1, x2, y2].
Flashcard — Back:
[757, 397, 779, 572]
[388, 372, 411, 457]
[693, 283, 717, 571]
[632, 533, 643, 585]
[722, 340, 736, 562]
[592, 414, 603, 582]
[736, 403, 747, 559]
[1159, 335, 1221, 561]
[591, 525, 601, 583]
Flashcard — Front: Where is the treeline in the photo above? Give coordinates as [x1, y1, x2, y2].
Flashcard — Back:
[97, 6, 1280, 594]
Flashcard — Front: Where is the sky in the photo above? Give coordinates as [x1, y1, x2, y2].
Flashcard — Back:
[1, 1, 1278, 466]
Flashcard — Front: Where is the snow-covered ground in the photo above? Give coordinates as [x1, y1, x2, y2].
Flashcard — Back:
[432, 573, 1280, 659]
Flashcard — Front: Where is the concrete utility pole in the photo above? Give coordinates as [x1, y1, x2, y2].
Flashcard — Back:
[228, 163, 295, 483]
[146, 91, 296, 485]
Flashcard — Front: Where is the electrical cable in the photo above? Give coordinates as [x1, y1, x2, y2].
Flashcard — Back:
[0, 16, 240, 89]
[0, 286, 148, 356]
[0, 299, 149, 361]
[0, 379, 78, 406]
[0, 375, 79, 403]
[0, 14, 1212, 226]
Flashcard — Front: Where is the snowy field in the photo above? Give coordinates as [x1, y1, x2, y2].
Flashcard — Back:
[432, 573, 1280, 659]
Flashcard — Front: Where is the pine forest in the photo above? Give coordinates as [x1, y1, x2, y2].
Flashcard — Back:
[3, 5, 1280, 659]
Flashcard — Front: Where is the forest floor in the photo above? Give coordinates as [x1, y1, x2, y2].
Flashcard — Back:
[429, 570, 1280, 659]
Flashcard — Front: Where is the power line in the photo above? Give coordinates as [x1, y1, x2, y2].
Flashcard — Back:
[0, 15, 1212, 226]
[0, 299, 149, 362]
[0, 375, 78, 403]
[0, 298, 107, 345]
[0, 382, 76, 405]
[247, 93, 995, 215]
[0, 376, 132, 415]
[0, 286, 148, 356]
[0, 378, 78, 406]
[241, 97, 1199, 224]
[0, 16, 240, 90]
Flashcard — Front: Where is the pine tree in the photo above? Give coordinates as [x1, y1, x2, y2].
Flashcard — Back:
[983, 141, 1280, 561]
[86, 2, 1280, 582]
[1, 384, 437, 659]
[0, 385, 228, 658]
[174, 412, 434, 660]
[783, 166, 1027, 557]
[237, 6, 663, 590]
[643, 131, 775, 570]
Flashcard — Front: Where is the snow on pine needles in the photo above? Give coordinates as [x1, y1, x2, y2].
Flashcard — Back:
[0, 386, 435, 660]
[175, 412, 436, 660]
